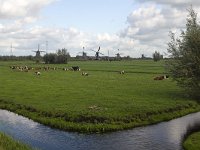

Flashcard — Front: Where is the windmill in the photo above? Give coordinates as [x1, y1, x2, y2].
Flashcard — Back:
[32, 44, 45, 63]
[115, 49, 123, 60]
[77, 47, 87, 59]
[32, 44, 45, 58]
[141, 54, 146, 59]
[90, 46, 104, 60]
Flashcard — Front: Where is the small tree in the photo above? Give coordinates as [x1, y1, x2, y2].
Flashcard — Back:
[166, 7, 200, 99]
[153, 51, 163, 61]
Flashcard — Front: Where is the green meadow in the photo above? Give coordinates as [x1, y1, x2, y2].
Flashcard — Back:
[0, 60, 199, 133]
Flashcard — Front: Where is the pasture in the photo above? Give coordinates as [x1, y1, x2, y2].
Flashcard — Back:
[0, 60, 199, 133]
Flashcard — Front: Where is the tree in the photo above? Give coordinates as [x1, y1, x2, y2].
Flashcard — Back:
[43, 53, 56, 64]
[153, 51, 163, 61]
[56, 48, 70, 64]
[166, 7, 200, 99]
[43, 48, 70, 64]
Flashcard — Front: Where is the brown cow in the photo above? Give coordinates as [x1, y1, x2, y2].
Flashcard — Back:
[154, 75, 169, 80]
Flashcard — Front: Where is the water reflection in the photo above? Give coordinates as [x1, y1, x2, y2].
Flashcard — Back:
[0, 109, 200, 150]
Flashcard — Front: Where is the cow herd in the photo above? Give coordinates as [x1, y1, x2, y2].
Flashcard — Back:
[9, 65, 83, 75]
[9, 65, 98, 77]
[9, 65, 126, 76]
[9, 65, 169, 80]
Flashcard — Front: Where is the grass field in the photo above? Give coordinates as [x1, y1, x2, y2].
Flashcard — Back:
[0, 60, 199, 133]
[183, 132, 200, 150]
[0, 132, 32, 150]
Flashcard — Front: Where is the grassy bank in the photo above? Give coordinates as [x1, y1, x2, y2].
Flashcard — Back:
[0, 60, 200, 133]
[183, 132, 200, 150]
[0, 133, 32, 150]
[182, 122, 200, 150]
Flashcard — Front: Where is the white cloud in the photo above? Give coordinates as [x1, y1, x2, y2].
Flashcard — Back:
[119, 1, 200, 57]
[1, 0, 200, 58]
[119, 4, 170, 56]
[122, 5, 166, 36]
[0, 23, 135, 57]
[0, 0, 56, 19]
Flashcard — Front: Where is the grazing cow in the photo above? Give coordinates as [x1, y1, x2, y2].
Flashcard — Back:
[43, 66, 50, 71]
[72, 66, 80, 71]
[24, 66, 28, 70]
[35, 71, 41, 75]
[28, 67, 32, 70]
[10, 66, 17, 69]
[154, 75, 169, 80]
[63, 67, 68, 71]
[51, 67, 57, 70]
[120, 70, 125, 74]
[82, 72, 89, 76]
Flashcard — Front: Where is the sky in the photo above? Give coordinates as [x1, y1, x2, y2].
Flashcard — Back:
[0, 0, 200, 57]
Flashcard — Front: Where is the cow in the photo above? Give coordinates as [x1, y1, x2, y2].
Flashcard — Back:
[71, 66, 81, 71]
[63, 67, 68, 71]
[43, 66, 50, 71]
[24, 66, 28, 70]
[154, 75, 169, 80]
[10, 66, 17, 69]
[120, 70, 125, 74]
[35, 71, 41, 75]
[51, 67, 57, 70]
[82, 72, 89, 76]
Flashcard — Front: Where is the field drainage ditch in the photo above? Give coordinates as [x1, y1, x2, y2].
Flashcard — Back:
[0, 109, 200, 150]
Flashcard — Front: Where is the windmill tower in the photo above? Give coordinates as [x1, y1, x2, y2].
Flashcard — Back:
[81, 47, 87, 58]
[90, 46, 104, 60]
[115, 49, 123, 60]
[32, 44, 45, 63]
[77, 46, 87, 60]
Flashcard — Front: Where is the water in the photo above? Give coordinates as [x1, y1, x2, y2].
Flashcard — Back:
[0, 109, 200, 150]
